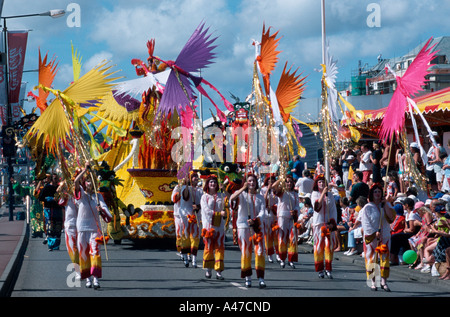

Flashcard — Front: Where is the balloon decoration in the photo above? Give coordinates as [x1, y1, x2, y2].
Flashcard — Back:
[402, 250, 418, 264]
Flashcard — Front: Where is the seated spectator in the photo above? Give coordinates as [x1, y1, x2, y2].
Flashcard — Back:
[441, 139, 450, 192]
[298, 197, 313, 243]
[335, 197, 350, 252]
[408, 206, 434, 269]
[391, 203, 406, 235]
[345, 197, 367, 256]
[390, 198, 422, 265]
[349, 171, 369, 204]
[429, 207, 450, 278]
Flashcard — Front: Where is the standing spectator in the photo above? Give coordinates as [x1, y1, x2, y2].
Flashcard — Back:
[442, 140, 450, 192]
[426, 131, 441, 193]
[340, 147, 354, 190]
[39, 173, 64, 251]
[380, 139, 398, 178]
[315, 160, 325, 176]
[396, 148, 407, 193]
[294, 169, 314, 196]
[359, 143, 373, 184]
[371, 141, 383, 184]
[349, 171, 369, 204]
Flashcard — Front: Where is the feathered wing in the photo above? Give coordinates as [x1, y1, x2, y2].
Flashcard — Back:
[401, 38, 437, 97]
[24, 99, 71, 154]
[25, 61, 120, 153]
[379, 37, 437, 141]
[176, 22, 217, 73]
[379, 89, 407, 141]
[258, 24, 282, 95]
[37, 50, 58, 113]
[61, 60, 120, 107]
[89, 91, 140, 138]
[323, 43, 340, 122]
[159, 22, 218, 115]
[71, 42, 82, 82]
[113, 70, 170, 98]
[276, 62, 307, 123]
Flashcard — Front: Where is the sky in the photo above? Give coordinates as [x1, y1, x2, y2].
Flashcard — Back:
[3, 0, 450, 121]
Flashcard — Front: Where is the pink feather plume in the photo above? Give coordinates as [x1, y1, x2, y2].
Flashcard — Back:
[378, 38, 437, 142]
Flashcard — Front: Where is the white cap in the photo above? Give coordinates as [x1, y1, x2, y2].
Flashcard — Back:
[408, 195, 418, 203]
[441, 194, 450, 203]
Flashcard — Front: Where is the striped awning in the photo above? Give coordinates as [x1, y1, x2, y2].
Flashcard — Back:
[343, 87, 450, 124]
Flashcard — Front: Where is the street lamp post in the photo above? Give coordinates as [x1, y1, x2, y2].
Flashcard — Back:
[1, 9, 65, 221]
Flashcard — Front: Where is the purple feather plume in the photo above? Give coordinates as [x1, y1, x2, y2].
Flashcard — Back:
[159, 22, 218, 116]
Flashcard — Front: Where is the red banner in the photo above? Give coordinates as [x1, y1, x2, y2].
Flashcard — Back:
[7, 30, 28, 105]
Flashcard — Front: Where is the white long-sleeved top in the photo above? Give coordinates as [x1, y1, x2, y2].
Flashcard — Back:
[75, 187, 111, 232]
[64, 197, 78, 230]
[172, 185, 202, 218]
[276, 190, 299, 219]
[311, 190, 337, 228]
[358, 201, 393, 238]
[235, 191, 265, 229]
[200, 192, 226, 231]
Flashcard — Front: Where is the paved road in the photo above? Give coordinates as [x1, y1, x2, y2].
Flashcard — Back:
[11, 232, 450, 301]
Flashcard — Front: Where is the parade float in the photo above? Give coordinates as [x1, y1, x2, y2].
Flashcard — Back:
[92, 22, 235, 242]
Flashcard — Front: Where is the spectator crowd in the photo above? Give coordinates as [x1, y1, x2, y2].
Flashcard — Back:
[292, 132, 450, 281]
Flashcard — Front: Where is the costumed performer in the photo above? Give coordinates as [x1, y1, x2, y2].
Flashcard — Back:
[230, 173, 266, 288]
[270, 174, 300, 269]
[260, 174, 280, 263]
[311, 175, 338, 279]
[200, 175, 227, 280]
[38, 173, 64, 251]
[354, 183, 395, 291]
[74, 161, 112, 289]
[171, 171, 202, 268]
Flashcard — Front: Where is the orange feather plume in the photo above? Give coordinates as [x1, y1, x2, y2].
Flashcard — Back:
[276, 62, 307, 123]
[37, 50, 59, 113]
[258, 24, 282, 95]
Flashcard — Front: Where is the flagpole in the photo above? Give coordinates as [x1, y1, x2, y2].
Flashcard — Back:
[321, 0, 330, 182]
